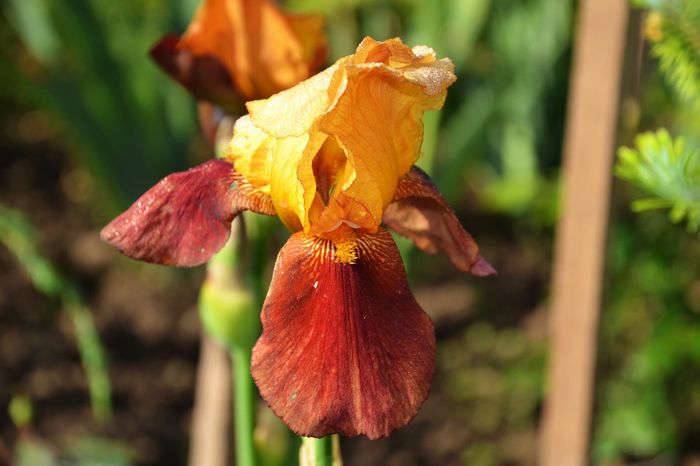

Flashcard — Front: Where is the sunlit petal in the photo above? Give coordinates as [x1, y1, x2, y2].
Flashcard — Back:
[383, 166, 495, 275]
[233, 37, 456, 234]
[251, 228, 435, 439]
[246, 64, 341, 138]
[101, 160, 274, 266]
[153, 0, 327, 103]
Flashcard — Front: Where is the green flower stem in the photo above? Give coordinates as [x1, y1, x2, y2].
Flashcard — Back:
[232, 345, 257, 466]
[227, 217, 259, 466]
[302, 436, 333, 466]
[64, 291, 112, 422]
[201, 216, 261, 466]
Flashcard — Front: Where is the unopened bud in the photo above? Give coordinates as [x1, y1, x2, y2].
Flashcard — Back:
[198, 279, 259, 349]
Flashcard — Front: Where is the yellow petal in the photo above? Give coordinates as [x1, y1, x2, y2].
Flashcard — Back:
[246, 64, 341, 138]
[228, 116, 325, 232]
[229, 36, 456, 234]
[226, 115, 274, 193]
[316, 60, 455, 233]
[268, 132, 327, 231]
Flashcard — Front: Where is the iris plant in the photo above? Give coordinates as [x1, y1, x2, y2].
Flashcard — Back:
[102, 36, 494, 440]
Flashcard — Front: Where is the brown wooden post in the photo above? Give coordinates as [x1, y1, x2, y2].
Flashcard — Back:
[539, 0, 629, 464]
[189, 334, 231, 466]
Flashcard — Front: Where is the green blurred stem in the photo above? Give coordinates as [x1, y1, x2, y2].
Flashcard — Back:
[303, 436, 333, 466]
[222, 217, 258, 466]
[232, 346, 257, 466]
[65, 291, 112, 422]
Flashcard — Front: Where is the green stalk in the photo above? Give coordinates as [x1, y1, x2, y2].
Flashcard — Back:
[232, 346, 257, 466]
[200, 216, 261, 466]
[227, 217, 258, 466]
[302, 436, 333, 466]
[64, 290, 112, 422]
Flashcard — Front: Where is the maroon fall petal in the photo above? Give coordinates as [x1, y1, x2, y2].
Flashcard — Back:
[251, 228, 436, 439]
[100, 159, 275, 267]
[383, 166, 495, 276]
[150, 35, 243, 112]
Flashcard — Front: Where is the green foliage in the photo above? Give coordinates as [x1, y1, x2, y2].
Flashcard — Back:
[441, 322, 545, 465]
[199, 272, 258, 349]
[601, 3, 700, 462]
[437, 0, 572, 218]
[13, 436, 135, 466]
[616, 129, 700, 231]
[14, 440, 56, 466]
[643, 0, 700, 108]
[0, 204, 113, 422]
[593, 217, 700, 462]
[2, 0, 199, 208]
[63, 437, 135, 466]
[8, 395, 33, 428]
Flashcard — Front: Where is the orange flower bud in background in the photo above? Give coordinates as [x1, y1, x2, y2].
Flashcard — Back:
[150, 0, 327, 109]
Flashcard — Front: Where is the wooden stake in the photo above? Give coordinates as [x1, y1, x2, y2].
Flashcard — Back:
[539, 1, 628, 465]
[189, 334, 231, 466]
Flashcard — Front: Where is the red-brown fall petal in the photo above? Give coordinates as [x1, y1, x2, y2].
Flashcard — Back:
[149, 35, 243, 112]
[383, 166, 495, 276]
[251, 228, 435, 439]
[100, 159, 274, 267]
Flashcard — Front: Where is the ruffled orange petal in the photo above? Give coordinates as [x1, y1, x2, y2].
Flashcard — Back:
[251, 228, 435, 439]
[267, 132, 326, 232]
[236, 66, 341, 230]
[383, 166, 495, 276]
[101, 160, 274, 267]
[175, 0, 326, 101]
[245, 64, 341, 138]
[311, 51, 454, 232]
[234, 37, 456, 235]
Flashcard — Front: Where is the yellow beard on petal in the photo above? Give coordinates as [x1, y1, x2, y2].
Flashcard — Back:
[325, 225, 359, 265]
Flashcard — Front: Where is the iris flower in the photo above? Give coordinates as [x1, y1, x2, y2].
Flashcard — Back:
[102, 37, 494, 439]
[150, 0, 327, 109]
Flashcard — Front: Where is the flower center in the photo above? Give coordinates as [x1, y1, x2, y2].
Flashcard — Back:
[312, 136, 347, 204]
[323, 224, 358, 265]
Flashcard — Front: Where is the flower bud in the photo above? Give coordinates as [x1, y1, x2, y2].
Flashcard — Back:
[198, 278, 258, 349]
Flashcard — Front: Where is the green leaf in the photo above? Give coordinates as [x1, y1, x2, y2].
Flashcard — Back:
[5, 0, 59, 65]
[644, 0, 700, 106]
[616, 129, 700, 232]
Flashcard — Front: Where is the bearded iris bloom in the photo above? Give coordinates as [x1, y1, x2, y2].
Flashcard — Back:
[150, 0, 327, 109]
[102, 37, 494, 439]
